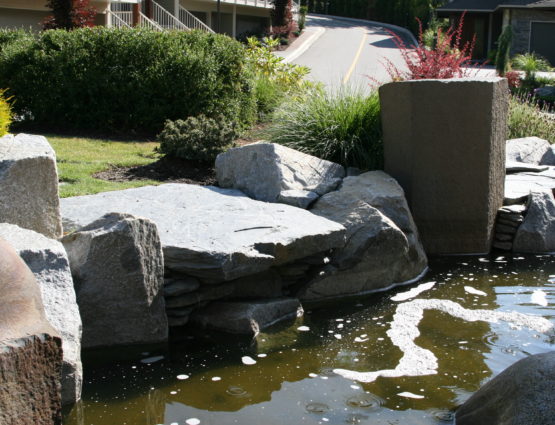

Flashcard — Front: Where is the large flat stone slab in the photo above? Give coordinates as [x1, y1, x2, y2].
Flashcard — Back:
[61, 184, 346, 282]
[505, 167, 555, 204]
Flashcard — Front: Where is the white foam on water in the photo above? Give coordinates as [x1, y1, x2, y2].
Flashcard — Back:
[333, 299, 554, 383]
[464, 286, 487, 296]
[257, 353, 267, 358]
[398, 392, 424, 399]
[334, 334, 342, 340]
[211, 377, 221, 381]
[242, 356, 257, 365]
[297, 326, 310, 332]
[354, 337, 369, 343]
[391, 281, 436, 302]
[531, 290, 548, 307]
[177, 374, 189, 380]
[140, 355, 164, 364]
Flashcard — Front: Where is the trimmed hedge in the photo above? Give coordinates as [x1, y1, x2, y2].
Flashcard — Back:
[0, 28, 256, 135]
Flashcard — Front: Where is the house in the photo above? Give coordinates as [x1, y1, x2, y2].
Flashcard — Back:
[0, 0, 292, 38]
[437, 0, 555, 64]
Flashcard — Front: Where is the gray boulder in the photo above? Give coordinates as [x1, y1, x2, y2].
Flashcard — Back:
[0, 134, 62, 238]
[0, 223, 82, 405]
[540, 144, 555, 166]
[534, 86, 555, 98]
[62, 213, 168, 348]
[215, 142, 345, 208]
[456, 351, 555, 425]
[0, 237, 63, 424]
[298, 171, 427, 301]
[60, 184, 346, 283]
[513, 191, 555, 253]
[506, 137, 552, 165]
[190, 298, 303, 335]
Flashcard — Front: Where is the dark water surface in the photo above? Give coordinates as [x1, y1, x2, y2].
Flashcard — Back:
[64, 255, 555, 425]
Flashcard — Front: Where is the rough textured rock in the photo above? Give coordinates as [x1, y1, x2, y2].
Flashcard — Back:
[0, 134, 62, 238]
[215, 142, 345, 208]
[513, 191, 555, 253]
[505, 167, 555, 204]
[61, 184, 346, 282]
[540, 144, 555, 166]
[0, 237, 63, 424]
[227, 270, 284, 299]
[381, 78, 507, 254]
[506, 137, 552, 165]
[165, 282, 235, 308]
[164, 277, 200, 297]
[62, 213, 168, 348]
[299, 171, 428, 301]
[456, 351, 555, 425]
[298, 212, 410, 301]
[191, 298, 304, 335]
[0, 223, 82, 406]
[506, 161, 548, 173]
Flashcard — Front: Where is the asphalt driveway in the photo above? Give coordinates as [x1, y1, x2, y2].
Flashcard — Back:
[280, 14, 415, 92]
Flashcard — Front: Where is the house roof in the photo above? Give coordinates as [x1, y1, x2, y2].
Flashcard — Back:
[438, 0, 555, 12]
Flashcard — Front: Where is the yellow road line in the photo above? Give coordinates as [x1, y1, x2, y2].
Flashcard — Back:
[342, 31, 367, 85]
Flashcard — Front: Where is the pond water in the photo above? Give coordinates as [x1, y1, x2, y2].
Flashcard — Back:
[64, 255, 555, 425]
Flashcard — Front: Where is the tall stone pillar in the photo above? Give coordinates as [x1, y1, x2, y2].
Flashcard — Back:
[380, 78, 508, 254]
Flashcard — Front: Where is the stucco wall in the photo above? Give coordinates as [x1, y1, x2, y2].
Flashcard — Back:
[0, 8, 48, 30]
[511, 9, 555, 55]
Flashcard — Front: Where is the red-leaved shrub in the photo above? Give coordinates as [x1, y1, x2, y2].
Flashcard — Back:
[43, 0, 97, 30]
[505, 71, 522, 89]
[382, 13, 476, 81]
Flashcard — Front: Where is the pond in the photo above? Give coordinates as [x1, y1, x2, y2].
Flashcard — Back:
[63, 254, 555, 425]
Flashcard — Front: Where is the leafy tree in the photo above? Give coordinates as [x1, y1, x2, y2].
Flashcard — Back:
[43, 0, 97, 30]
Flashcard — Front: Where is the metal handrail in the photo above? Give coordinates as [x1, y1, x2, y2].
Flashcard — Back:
[109, 10, 133, 27]
[178, 5, 215, 33]
[152, 0, 190, 30]
[139, 12, 163, 31]
[107, 10, 132, 28]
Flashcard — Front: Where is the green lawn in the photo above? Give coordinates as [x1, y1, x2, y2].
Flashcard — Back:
[48, 135, 161, 198]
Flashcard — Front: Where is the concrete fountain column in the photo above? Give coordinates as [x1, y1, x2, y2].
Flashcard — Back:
[380, 77, 508, 255]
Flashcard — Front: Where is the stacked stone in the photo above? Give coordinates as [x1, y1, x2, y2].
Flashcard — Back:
[162, 253, 330, 329]
[493, 204, 527, 251]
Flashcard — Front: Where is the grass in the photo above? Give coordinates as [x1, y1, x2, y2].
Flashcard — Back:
[508, 95, 555, 143]
[266, 88, 383, 170]
[48, 135, 161, 198]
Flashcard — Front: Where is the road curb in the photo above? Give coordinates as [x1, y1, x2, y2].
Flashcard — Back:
[279, 27, 326, 63]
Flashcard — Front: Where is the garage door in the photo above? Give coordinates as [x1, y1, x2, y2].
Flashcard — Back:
[530, 22, 555, 66]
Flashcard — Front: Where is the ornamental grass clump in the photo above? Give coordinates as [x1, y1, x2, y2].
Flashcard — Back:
[267, 89, 383, 170]
[509, 94, 555, 143]
[382, 13, 475, 81]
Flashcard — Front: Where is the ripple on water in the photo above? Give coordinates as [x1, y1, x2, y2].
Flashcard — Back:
[226, 386, 249, 397]
[345, 393, 384, 411]
[305, 402, 330, 413]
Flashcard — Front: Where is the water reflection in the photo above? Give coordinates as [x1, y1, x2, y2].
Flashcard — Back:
[64, 255, 555, 425]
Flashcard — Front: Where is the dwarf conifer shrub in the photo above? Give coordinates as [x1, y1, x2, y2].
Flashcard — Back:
[157, 115, 238, 162]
